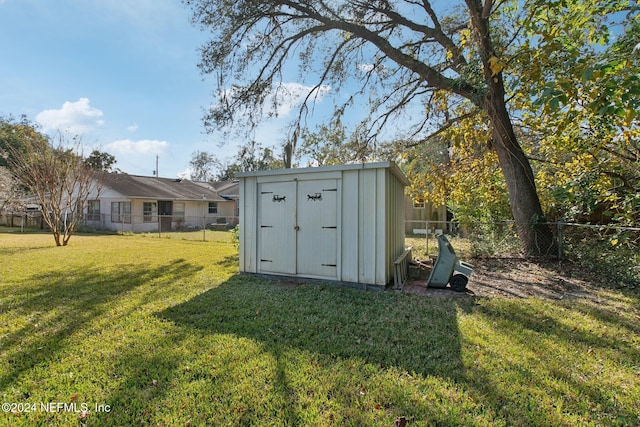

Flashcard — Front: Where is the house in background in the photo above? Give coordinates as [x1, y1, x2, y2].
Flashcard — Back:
[80, 171, 442, 236]
[84, 173, 237, 232]
[403, 196, 448, 235]
[212, 180, 240, 219]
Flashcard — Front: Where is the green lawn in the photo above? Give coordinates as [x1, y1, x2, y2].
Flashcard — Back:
[1, 230, 639, 426]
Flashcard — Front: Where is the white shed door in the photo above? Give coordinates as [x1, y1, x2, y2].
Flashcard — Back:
[257, 181, 296, 274]
[257, 179, 338, 279]
[296, 179, 338, 278]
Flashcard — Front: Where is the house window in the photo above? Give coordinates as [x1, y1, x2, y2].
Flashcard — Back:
[173, 202, 185, 219]
[87, 200, 100, 221]
[413, 198, 425, 209]
[208, 202, 218, 214]
[111, 202, 131, 223]
[143, 202, 157, 222]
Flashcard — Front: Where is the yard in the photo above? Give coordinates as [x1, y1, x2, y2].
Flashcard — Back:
[1, 229, 639, 426]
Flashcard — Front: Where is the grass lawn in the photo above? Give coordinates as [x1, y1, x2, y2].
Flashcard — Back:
[1, 230, 639, 426]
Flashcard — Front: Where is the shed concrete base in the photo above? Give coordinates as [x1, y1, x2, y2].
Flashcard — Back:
[240, 272, 388, 292]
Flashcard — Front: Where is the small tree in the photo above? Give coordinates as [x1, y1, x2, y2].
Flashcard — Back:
[188, 150, 218, 181]
[5, 131, 101, 246]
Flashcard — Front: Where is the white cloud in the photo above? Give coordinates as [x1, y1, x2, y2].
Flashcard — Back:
[36, 98, 105, 134]
[127, 123, 139, 132]
[177, 168, 192, 180]
[106, 139, 169, 155]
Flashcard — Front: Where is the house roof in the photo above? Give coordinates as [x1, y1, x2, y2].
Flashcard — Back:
[212, 180, 239, 197]
[96, 173, 228, 202]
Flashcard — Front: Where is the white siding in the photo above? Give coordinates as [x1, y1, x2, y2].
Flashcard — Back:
[341, 171, 359, 283]
[239, 176, 257, 273]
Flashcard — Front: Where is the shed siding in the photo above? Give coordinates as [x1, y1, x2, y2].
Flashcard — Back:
[376, 168, 388, 284]
[386, 169, 406, 283]
[238, 162, 407, 287]
[239, 176, 258, 273]
[341, 171, 359, 283]
[358, 169, 376, 284]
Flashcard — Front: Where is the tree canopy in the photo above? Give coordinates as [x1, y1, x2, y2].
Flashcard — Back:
[186, 0, 640, 252]
[85, 149, 118, 173]
[516, 2, 640, 226]
[0, 115, 50, 169]
[186, 140, 285, 181]
[402, 1, 639, 227]
[186, 0, 557, 253]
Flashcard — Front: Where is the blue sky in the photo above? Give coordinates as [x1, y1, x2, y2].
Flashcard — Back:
[0, 0, 330, 178]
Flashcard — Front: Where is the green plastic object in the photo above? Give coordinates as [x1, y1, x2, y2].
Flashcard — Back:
[427, 234, 474, 291]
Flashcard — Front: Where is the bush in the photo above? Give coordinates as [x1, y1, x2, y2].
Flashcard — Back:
[565, 227, 640, 290]
[230, 224, 239, 250]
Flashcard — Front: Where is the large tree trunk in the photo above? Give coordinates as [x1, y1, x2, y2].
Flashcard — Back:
[465, 0, 556, 256]
[485, 85, 556, 256]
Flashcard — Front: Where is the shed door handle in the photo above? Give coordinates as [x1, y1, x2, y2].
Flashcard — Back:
[294, 225, 300, 231]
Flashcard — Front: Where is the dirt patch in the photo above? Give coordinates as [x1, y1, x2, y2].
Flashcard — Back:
[272, 259, 609, 301]
[402, 258, 603, 300]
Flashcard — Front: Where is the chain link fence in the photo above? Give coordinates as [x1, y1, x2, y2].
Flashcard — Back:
[0, 211, 46, 230]
[405, 220, 640, 287]
[405, 220, 524, 259]
[80, 214, 239, 241]
[3, 212, 638, 286]
[0, 212, 239, 241]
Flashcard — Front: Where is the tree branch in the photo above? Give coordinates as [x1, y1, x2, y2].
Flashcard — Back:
[405, 111, 479, 147]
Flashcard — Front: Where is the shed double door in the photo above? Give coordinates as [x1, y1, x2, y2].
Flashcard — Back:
[258, 179, 338, 279]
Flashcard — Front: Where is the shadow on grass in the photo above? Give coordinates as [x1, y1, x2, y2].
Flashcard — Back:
[157, 274, 640, 426]
[159, 274, 472, 379]
[0, 259, 203, 393]
[155, 275, 475, 424]
[0, 245, 52, 257]
[217, 253, 239, 268]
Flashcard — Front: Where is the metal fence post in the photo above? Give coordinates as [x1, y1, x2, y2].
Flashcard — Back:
[557, 221, 564, 260]
[426, 220, 430, 256]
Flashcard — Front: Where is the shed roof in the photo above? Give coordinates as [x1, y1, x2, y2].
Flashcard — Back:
[96, 173, 228, 202]
[236, 161, 410, 186]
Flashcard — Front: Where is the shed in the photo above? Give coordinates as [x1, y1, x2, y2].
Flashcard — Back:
[237, 162, 409, 288]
